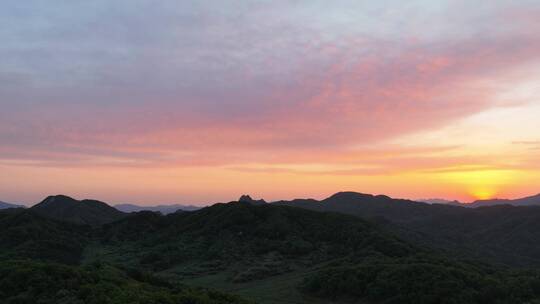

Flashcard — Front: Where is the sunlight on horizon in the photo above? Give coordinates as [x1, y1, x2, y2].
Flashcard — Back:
[435, 169, 527, 201]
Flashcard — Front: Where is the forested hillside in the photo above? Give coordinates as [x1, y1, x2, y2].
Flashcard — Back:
[3, 195, 540, 303]
[276, 192, 540, 267]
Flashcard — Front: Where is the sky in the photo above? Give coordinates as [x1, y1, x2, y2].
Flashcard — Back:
[1, 1, 540, 206]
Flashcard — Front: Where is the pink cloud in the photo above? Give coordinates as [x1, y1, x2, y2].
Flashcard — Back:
[1, 4, 540, 170]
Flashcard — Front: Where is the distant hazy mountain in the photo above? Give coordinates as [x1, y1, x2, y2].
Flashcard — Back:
[418, 198, 463, 206]
[30, 195, 126, 226]
[114, 203, 200, 214]
[468, 193, 540, 208]
[0, 201, 24, 209]
[418, 194, 540, 208]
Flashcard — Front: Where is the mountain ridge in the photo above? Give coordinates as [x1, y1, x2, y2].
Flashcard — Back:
[16, 191, 540, 267]
[468, 193, 540, 207]
[273, 191, 465, 223]
[114, 203, 201, 214]
[4, 195, 540, 303]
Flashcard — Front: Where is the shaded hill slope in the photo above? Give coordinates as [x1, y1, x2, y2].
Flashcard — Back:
[0, 208, 90, 264]
[94, 202, 415, 273]
[400, 204, 540, 266]
[275, 192, 540, 267]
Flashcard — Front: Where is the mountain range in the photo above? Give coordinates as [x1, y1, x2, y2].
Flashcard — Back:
[418, 198, 463, 205]
[466, 193, 540, 207]
[3, 191, 540, 303]
[274, 191, 463, 223]
[419, 194, 540, 208]
[274, 191, 540, 266]
[114, 203, 201, 214]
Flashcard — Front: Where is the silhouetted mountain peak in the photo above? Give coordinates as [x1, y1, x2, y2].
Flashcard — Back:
[323, 192, 401, 204]
[238, 194, 253, 202]
[325, 191, 374, 202]
[39, 195, 78, 207]
[30, 195, 125, 226]
[238, 194, 266, 205]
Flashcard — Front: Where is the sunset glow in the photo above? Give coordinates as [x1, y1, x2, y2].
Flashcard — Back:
[1, 1, 540, 205]
[471, 189, 497, 201]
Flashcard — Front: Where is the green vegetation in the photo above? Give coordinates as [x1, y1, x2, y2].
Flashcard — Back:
[4, 195, 540, 304]
[0, 209, 89, 264]
[93, 203, 414, 272]
[278, 192, 540, 267]
[0, 260, 252, 304]
[303, 255, 540, 304]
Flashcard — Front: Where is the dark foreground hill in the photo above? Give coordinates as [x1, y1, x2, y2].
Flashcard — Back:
[3, 196, 540, 304]
[31, 195, 126, 226]
[90, 202, 540, 304]
[275, 192, 540, 267]
[94, 202, 414, 272]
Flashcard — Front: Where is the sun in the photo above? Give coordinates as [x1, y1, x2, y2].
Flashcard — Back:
[437, 169, 517, 201]
[470, 188, 496, 200]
